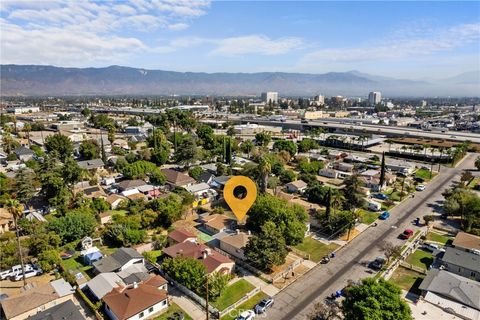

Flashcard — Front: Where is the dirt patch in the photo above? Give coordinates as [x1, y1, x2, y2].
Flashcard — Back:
[0, 273, 56, 298]
[273, 264, 309, 289]
[339, 228, 360, 241]
[391, 137, 480, 150]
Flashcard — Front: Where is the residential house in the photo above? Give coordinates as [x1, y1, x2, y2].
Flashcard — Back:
[185, 182, 218, 206]
[163, 241, 234, 274]
[13, 146, 35, 162]
[441, 246, 480, 281]
[419, 269, 480, 319]
[210, 176, 231, 190]
[86, 273, 126, 301]
[219, 231, 251, 260]
[0, 207, 12, 234]
[168, 229, 197, 246]
[117, 180, 147, 192]
[199, 163, 217, 175]
[103, 276, 168, 320]
[198, 171, 216, 184]
[93, 247, 144, 274]
[0, 279, 75, 320]
[26, 300, 85, 320]
[112, 139, 129, 150]
[333, 162, 354, 173]
[106, 194, 127, 210]
[161, 169, 196, 189]
[80, 186, 107, 199]
[452, 232, 480, 253]
[201, 214, 235, 234]
[285, 180, 308, 194]
[77, 159, 105, 171]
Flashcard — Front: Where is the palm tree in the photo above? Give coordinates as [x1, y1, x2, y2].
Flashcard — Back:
[23, 123, 32, 147]
[5, 199, 27, 286]
[331, 191, 345, 215]
[257, 158, 271, 193]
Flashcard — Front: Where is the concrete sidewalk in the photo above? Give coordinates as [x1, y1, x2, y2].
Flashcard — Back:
[169, 287, 206, 320]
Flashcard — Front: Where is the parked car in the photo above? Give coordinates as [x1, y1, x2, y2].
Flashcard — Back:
[424, 243, 440, 252]
[373, 193, 389, 200]
[0, 270, 13, 280]
[254, 297, 274, 314]
[11, 268, 42, 281]
[236, 310, 255, 320]
[0, 293, 8, 301]
[400, 229, 414, 240]
[11, 264, 33, 276]
[368, 256, 387, 270]
[378, 211, 390, 220]
[301, 119, 309, 124]
[416, 185, 425, 191]
[367, 201, 382, 212]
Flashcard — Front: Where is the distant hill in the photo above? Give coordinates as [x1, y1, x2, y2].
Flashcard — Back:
[1, 64, 478, 97]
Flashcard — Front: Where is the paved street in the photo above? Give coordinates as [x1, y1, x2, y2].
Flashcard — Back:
[265, 153, 477, 320]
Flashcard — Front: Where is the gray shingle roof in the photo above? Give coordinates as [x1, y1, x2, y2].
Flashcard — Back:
[92, 247, 143, 273]
[86, 273, 125, 300]
[77, 159, 104, 170]
[442, 247, 480, 273]
[14, 146, 34, 156]
[419, 269, 480, 310]
[26, 300, 85, 320]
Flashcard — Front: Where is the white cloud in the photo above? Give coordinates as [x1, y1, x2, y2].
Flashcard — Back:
[211, 35, 304, 56]
[0, 0, 210, 66]
[302, 23, 480, 63]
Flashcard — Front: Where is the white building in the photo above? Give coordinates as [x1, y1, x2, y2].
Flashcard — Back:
[314, 95, 325, 106]
[368, 91, 382, 105]
[7, 107, 41, 114]
[261, 92, 278, 104]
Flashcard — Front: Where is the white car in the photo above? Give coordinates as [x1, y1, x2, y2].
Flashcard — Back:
[416, 185, 425, 191]
[0, 270, 13, 280]
[11, 268, 42, 281]
[424, 243, 440, 252]
[236, 310, 255, 320]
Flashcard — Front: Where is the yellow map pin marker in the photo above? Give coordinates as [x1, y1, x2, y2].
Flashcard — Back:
[224, 176, 257, 222]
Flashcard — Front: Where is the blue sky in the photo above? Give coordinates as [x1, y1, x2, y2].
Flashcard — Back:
[1, 1, 479, 79]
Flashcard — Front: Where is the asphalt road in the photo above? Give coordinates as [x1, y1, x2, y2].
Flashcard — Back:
[265, 153, 477, 320]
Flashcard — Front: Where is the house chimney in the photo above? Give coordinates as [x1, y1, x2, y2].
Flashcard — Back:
[133, 282, 138, 289]
[202, 250, 208, 260]
[236, 229, 240, 234]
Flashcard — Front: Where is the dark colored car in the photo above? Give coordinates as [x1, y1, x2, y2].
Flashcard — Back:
[373, 193, 389, 200]
[368, 256, 387, 270]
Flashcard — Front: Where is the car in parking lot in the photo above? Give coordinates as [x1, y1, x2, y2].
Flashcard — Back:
[416, 185, 425, 191]
[236, 310, 255, 320]
[378, 211, 390, 220]
[400, 229, 414, 240]
[254, 297, 274, 314]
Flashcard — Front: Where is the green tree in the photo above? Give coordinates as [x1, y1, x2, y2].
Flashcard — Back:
[38, 250, 62, 272]
[245, 221, 288, 271]
[5, 199, 27, 285]
[196, 124, 215, 149]
[280, 169, 297, 183]
[257, 158, 271, 193]
[273, 140, 298, 157]
[162, 256, 207, 292]
[342, 278, 413, 320]
[47, 209, 96, 244]
[241, 140, 255, 157]
[79, 139, 100, 160]
[188, 167, 204, 180]
[246, 194, 308, 245]
[174, 136, 198, 168]
[13, 168, 36, 206]
[147, 193, 184, 227]
[44, 133, 73, 161]
[63, 156, 83, 186]
[204, 272, 230, 300]
[343, 174, 366, 210]
[379, 152, 386, 187]
[298, 138, 319, 152]
[255, 132, 271, 147]
[91, 198, 110, 213]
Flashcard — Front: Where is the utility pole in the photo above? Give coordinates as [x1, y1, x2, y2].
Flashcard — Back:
[205, 275, 209, 320]
[400, 174, 406, 201]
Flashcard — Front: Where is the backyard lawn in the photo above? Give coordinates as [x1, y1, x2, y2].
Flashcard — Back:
[390, 266, 425, 295]
[212, 279, 255, 311]
[221, 292, 267, 320]
[155, 303, 192, 320]
[60, 255, 93, 279]
[294, 237, 339, 262]
[406, 249, 434, 270]
[426, 232, 452, 245]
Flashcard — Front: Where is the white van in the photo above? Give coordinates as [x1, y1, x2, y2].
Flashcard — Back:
[367, 201, 382, 212]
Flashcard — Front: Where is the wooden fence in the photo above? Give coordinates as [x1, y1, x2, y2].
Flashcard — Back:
[218, 287, 261, 318]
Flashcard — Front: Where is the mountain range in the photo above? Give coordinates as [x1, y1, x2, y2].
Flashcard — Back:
[1, 65, 478, 97]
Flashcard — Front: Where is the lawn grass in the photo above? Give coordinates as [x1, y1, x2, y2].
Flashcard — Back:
[390, 266, 425, 295]
[381, 203, 395, 211]
[467, 178, 479, 189]
[60, 255, 93, 279]
[105, 209, 128, 217]
[220, 292, 267, 320]
[294, 237, 339, 262]
[415, 168, 437, 181]
[426, 232, 452, 245]
[211, 279, 255, 311]
[155, 303, 192, 320]
[406, 249, 434, 270]
[357, 209, 379, 225]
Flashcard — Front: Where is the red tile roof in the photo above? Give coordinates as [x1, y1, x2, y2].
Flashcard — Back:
[168, 229, 196, 243]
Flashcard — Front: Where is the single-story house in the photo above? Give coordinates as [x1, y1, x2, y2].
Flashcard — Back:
[117, 179, 148, 192]
[168, 229, 197, 246]
[333, 162, 354, 173]
[318, 168, 339, 179]
[218, 231, 251, 260]
[285, 180, 308, 194]
[106, 194, 127, 210]
[103, 276, 168, 320]
[201, 214, 235, 234]
[0, 279, 75, 320]
[80, 186, 107, 199]
[198, 171, 216, 184]
[163, 242, 234, 274]
[13, 146, 35, 162]
[86, 273, 126, 301]
[93, 247, 144, 274]
[25, 299, 85, 320]
[452, 231, 480, 252]
[441, 246, 480, 281]
[210, 176, 231, 190]
[419, 269, 480, 318]
[161, 169, 196, 189]
[77, 159, 104, 171]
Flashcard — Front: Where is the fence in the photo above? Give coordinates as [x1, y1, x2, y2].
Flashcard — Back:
[219, 287, 261, 318]
[399, 261, 428, 275]
[272, 258, 304, 283]
[211, 247, 270, 282]
[290, 247, 311, 260]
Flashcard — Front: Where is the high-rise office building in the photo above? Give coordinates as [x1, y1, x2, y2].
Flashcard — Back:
[314, 94, 325, 106]
[368, 91, 382, 105]
[261, 92, 278, 104]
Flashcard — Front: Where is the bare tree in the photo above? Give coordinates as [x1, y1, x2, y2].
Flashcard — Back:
[309, 301, 343, 320]
[381, 241, 403, 263]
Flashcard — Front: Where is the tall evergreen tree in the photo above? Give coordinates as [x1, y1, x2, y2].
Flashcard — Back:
[379, 152, 386, 188]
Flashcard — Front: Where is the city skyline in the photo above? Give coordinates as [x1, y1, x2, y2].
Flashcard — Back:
[1, 0, 479, 80]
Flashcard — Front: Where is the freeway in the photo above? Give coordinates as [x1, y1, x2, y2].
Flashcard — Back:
[265, 153, 477, 320]
[240, 118, 480, 144]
